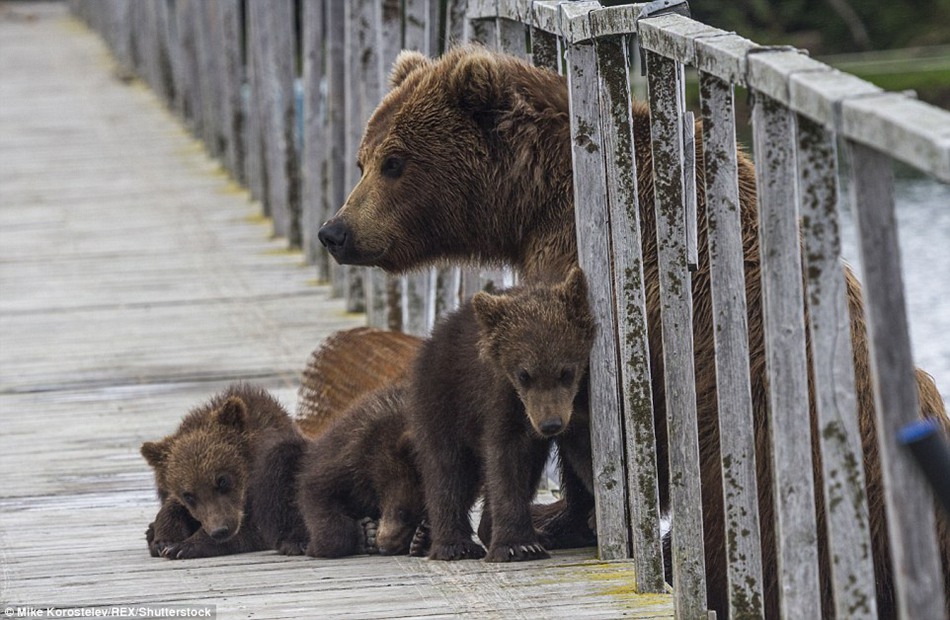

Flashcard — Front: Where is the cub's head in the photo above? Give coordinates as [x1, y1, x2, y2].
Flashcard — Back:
[317, 46, 566, 272]
[472, 267, 596, 438]
[140, 397, 251, 542]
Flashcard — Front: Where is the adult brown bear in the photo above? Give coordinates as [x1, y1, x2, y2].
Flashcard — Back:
[318, 46, 948, 618]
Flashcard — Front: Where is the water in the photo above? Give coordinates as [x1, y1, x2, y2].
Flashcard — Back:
[838, 175, 950, 403]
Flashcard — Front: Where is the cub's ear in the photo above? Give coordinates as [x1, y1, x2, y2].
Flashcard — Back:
[472, 291, 510, 332]
[214, 396, 248, 433]
[560, 266, 589, 306]
[448, 48, 508, 115]
[390, 50, 431, 89]
[141, 440, 169, 469]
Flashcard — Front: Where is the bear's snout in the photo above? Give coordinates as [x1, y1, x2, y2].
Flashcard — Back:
[209, 525, 231, 541]
[318, 220, 351, 259]
[538, 418, 564, 437]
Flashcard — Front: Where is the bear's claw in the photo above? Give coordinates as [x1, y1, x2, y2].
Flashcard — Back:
[276, 540, 308, 556]
[485, 542, 550, 563]
[409, 519, 431, 557]
[428, 539, 486, 561]
[358, 517, 380, 555]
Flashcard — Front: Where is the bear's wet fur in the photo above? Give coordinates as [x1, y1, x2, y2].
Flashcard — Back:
[141, 384, 308, 559]
[408, 268, 595, 562]
[318, 46, 950, 617]
[297, 382, 425, 558]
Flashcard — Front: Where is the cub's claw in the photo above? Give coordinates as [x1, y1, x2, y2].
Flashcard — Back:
[485, 542, 550, 563]
[409, 519, 431, 557]
[358, 517, 380, 555]
[428, 539, 486, 561]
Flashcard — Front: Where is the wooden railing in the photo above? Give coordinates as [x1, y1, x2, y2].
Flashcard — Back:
[70, 1, 950, 618]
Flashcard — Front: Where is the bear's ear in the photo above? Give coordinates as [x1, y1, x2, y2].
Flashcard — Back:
[448, 49, 508, 115]
[559, 266, 589, 307]
[214, 396, 248, 433]
[390, 50, 431, 89]
[472, 291, 510, 332]
[141, 440, 169, 469]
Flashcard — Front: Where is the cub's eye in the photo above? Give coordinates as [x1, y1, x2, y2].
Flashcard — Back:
[215, 475, 231, 493]
[181, 492, 197, 507]
[516, 369, 532, 387]
[559, 367, 575, 385]
[380, 155, 405, 179]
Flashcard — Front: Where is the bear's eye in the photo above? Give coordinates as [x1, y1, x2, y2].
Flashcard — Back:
[181, 492, 197, 507]
[516, 369, 532, 387]
[215, 475, 231, 493]
[559, 367, 575, 385]
[380, 155, 405, 179]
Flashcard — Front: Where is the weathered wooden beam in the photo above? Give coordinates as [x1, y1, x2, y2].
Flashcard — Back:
[564, 18, 631, 563]
[445, 0, 469, 47]
[595, 33, 665, 593]
[498, 18, 528, 58]
[326, 0, 347, 299]
[244, 0, 266, 205]
[301, 0, 328, 275]
[645, 49, 708, 620]
[698, 71, 765, 619]
[216, 0, 245, 184]
[796, 114, 877, 619]
[846, 139, 947, 620]
[751, 92, 821, 619]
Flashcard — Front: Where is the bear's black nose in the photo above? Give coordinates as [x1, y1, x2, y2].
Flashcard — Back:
[209, 526, 230, 541]
[318, 220, 349, 254]
[539, 419, 564, 436]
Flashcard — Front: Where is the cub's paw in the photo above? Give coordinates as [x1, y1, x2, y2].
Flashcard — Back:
[485, 542, 550, 563]
[358, 517, 379, 555]
[428, 540, 486, 561]
[161, 540, 210, 560]
[276, 539, 308, 556]
[409, 519, 431, 557]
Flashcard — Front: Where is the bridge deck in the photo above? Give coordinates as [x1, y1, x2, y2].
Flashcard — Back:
[0, 3, 672, 618]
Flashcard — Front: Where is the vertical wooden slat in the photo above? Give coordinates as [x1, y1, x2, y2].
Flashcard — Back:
[218, 0, 245, 183]
[194, 0, 218, 154]
[797, 115, 877, 619]
[445, 0, 468, 47]
[325, 0, 347, 299]
[563, 7, 630, 562]
[498, 18, 527, 58]
[847, 139, 947, 620]
[302, 0, 328, 274]
[244, 0, 266, 205]
[469, 17, 497, 48]
[530, 28, 559, 72]
[698, 71, 765, 618]
[254, 0, 299, 245]
[751, 92, 821, 620]
[645, 49, 708, 620]
[594, 32, 665, 593]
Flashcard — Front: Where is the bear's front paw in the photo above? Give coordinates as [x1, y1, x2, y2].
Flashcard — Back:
[485, 542, 550, 563]
[358, 517, 379, 555]
[428, 539, 486, 561]
[276, 539, 308, 556]
[162, 540, 210, 560]
[409, 519, 431, 557]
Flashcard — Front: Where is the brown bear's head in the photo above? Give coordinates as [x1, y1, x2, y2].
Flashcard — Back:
[140, 396, 251, 542]
[318, 46, 570, 274]
[375, 430, 425, 555]
[472, 267, 596, 438]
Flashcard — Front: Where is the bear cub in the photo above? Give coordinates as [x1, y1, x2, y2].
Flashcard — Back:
[297, 382, 425, 558]
[141, 383, 309, 559]
[410, 267, 595, 562]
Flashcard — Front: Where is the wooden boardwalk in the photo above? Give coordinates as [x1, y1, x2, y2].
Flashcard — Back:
[0, 3, 672, 618]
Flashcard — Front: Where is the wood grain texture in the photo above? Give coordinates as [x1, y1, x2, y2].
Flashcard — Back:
[847, 139, 947, 620]
[751, 92, 822, 620]
[698, 72, 765, 619]
[645, 49, 708, 620]
[0, 6, 672, 617]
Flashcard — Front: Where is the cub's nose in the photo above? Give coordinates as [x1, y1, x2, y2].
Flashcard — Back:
[318, 220, 349, 254]
[539, 419, 564, 437]
[209, 526, 230, 541]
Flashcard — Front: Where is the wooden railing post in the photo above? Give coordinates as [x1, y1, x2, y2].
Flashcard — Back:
[644, 47, 708, 620]
[302, 0, 329, 278]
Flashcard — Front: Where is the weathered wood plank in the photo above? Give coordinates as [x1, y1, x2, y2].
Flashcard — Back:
[216, 0, 246, 184]
[751, 92, 822, 619]
[645, 49, 708, 620]
[594, 32, 665, 593]
[325, 0, 347, 299]
[243, 0, 266, 205]
[797, 114, 877, 619]
[498, 18, 528, 58]
[846, 139, 947, 620]
[301, 0, 327, 274]
[563, 1, 631, 562]
[698, 71, 765, 618]
[445, 0, 469, 47]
